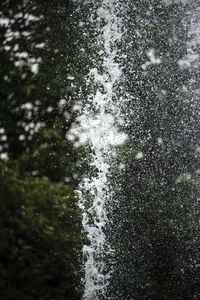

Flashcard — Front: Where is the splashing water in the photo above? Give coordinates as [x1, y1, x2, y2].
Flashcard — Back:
[77, 1, 126, 299]
[76, 0, 200, 298]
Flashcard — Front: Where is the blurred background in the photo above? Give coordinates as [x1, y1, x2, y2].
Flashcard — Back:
[0, 1, 84, 299]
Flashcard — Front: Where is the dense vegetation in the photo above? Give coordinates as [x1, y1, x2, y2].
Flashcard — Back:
[0, 1, 83, 299]
[0, 161, 81, 299]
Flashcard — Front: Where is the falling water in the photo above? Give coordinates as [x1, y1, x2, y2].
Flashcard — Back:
[74, 0, 200, 299]
[77, 1, 126, 299]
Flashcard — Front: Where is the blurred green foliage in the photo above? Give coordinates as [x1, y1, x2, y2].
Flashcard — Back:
[0, 0, 84, 183]
[0, 0, 83, 299]
[0, 160, 82, 300]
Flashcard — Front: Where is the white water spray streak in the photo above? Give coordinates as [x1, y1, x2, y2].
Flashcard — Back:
[78, 1, 126, 299]
[178, 5, 200, 70]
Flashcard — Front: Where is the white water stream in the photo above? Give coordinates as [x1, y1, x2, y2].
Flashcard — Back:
[77, 1, 126, 299]
[76, 0, 200, 299]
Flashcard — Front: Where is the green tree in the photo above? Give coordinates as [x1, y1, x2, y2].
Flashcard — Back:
[0, 160, 82, 300]
[0, 0, 84, 183]
[0, 0, 84, 298]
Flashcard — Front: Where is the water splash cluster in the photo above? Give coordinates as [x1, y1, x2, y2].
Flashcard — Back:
[77, 0, 126, 299]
